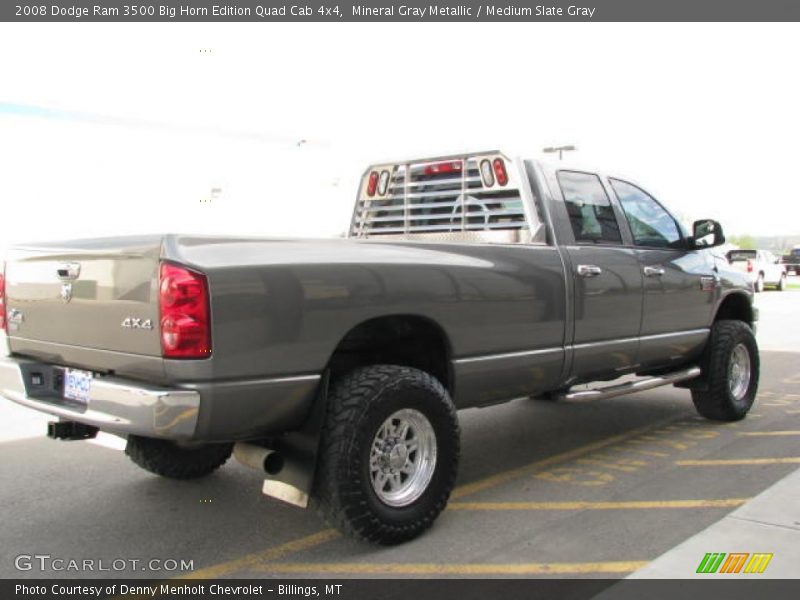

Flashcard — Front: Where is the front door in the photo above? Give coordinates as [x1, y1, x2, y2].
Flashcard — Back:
[608, 178, 714, 368]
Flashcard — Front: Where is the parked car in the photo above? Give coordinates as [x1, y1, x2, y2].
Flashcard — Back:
[726, 249, 787, 292]
[0, 151, 760, 544]
[780, 246, 800, 276]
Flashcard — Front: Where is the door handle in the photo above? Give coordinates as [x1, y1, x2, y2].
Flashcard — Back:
[643, 266, 666, 277]
[577, 264, 603, 277]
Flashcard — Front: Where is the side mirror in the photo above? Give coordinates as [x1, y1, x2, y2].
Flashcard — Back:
[691, 219, 725, 249]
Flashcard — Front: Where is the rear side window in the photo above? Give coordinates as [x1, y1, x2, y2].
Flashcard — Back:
[610, 179, 682, 249]
[557, 171, 621, 244]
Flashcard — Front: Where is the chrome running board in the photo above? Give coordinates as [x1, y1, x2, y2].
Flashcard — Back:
[557, 366, 702, 402]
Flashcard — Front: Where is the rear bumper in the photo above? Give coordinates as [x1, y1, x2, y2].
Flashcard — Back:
[0, 356, 200, 439]
[0, 356, 321, 441]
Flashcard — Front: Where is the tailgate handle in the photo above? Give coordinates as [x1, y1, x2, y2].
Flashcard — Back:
[56, 263, 81, 280]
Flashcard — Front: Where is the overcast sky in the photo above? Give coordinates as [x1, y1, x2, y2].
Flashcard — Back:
[1, 22, 798, 254]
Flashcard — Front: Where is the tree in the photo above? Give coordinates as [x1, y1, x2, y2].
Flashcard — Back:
[728, 235, 756, 249]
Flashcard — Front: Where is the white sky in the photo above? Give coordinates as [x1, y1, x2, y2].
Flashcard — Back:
[1, 22, 799, 255]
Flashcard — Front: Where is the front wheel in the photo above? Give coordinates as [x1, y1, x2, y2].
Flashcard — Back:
[312, 365, 459, 545]
[692, 320, 759, 421]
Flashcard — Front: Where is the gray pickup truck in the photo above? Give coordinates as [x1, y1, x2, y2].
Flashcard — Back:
[0, 151, 759, 544]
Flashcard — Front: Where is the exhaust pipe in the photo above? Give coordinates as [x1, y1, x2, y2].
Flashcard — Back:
[233, 443, 284, 475]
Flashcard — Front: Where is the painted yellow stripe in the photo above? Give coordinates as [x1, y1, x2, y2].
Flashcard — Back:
[175, 529, 339, 580]
[261, 561, 649, 575]
[738, 431, 800, 436]
[448, 499, 749, 511]
[451, 422, 663, 499]
[168, 421, 670, 579]
[676, 458, 800, 466]
[109, 531, 340, 599]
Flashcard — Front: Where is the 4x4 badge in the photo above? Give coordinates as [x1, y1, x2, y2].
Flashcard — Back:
[121, 317, 153, 330]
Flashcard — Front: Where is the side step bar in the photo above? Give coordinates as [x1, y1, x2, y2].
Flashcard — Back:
[557, 366, 701, 402]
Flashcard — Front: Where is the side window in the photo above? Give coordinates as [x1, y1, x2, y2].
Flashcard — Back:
[610, 179, 682, 249]
[557, 171, 622, 244]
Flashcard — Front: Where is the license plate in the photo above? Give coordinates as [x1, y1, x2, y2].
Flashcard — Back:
[63, 369, 93, 405]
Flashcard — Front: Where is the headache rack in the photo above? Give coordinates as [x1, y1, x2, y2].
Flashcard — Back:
[349, 151, 544, 243]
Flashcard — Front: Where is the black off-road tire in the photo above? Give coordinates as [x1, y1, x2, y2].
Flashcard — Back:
[312, 365, 459, 545]
[692, 320, 759, 422]
[125, 435, 233, 480]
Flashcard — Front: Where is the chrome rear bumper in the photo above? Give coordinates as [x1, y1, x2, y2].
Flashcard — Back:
[0, 356, 200, 439]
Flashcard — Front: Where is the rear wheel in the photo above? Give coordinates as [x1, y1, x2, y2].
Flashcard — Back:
[778, 273, 787, 291]
[312, 365, 459, 545]
[125, 436, 233, 479]
[692, 320, 759, 421]
[755, 273, 764, 292]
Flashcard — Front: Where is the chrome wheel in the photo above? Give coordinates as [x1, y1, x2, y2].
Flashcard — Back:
[728, 343, 751, 401]
[369, 409, 437, 507]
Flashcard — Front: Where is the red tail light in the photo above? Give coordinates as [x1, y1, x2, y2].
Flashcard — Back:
[746, 260, 753, 273]
[366, 171, 379, 196]
[159, 263, 211, 359]
[492, 158, 509, 186]
[0, 265, 6, 332]
[424, 160, 463, 176]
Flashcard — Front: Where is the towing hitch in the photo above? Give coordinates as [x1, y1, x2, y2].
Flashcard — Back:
[47, 421, 99, 441]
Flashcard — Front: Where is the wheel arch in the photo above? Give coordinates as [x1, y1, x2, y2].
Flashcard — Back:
[325, 314, 454, 393]
[713, 292, 754, 327]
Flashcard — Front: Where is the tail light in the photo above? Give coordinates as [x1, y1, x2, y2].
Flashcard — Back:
[424, 160, 463, 176]
[492, 158, 509, 186]
[746, 260, 753, 273]
[159, 263, 211, 359]
[0, 264, 6, 332]
[366, 171, 379, 197]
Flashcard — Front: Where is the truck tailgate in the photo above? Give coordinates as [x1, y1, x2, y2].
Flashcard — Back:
[4, 235, 164, 367]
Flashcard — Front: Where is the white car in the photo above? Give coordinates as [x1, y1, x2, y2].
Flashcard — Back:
[726, 249, 787, 292]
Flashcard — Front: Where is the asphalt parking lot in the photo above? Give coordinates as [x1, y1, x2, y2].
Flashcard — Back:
[1, 288, 798, 580]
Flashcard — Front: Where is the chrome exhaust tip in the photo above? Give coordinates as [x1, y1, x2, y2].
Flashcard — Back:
[233, 443, 284, 475]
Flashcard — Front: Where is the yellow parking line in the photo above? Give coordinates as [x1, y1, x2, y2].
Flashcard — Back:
[175, 529, 339, 579]
[448, 499, 749, 511]
[676, 458, 800, 466]
[171, 421, 669, 578]
[451, 422, 662, 499]
[260, 560, 649, 575]
[738, 431, 800, 436]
